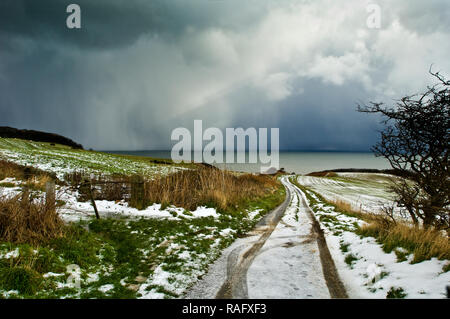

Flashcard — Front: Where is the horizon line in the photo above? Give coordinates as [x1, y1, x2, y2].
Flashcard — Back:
[99, 149, 374, 153]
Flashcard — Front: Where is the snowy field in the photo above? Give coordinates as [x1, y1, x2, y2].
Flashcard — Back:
[0, 138, 185, 180]
[297, 173, 399, 214]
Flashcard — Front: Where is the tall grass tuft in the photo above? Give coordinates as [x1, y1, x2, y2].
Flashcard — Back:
[305, 188, 450, 264]
[358, 220, 450, 263]
[143, 167, 279, 212]
[327, 198, 375, 221]
[0, 159, 56, 182]
[0, 193, 65, 245]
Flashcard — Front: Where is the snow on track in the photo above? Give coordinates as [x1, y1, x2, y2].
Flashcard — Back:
[187, 176, 333, 299]
[247, 177, 330, 298]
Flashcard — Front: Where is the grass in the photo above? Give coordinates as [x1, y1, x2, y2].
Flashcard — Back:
[142, 167, 281, 212]
[0, 225, 107, 298]
[293, 175, 450, 265]
[0, 137, 287, 298]
[0, 266, 43, 295]
[303, 173, 398, 205]
[344, 253, 358, 267]
[0, 186, 283, 298]
[307, 171, 337, 177]
[328, 198, 372, 221]
[0, 159, 56, 184]
[0, 137, 190, 179]
[291, 176, 367, 224]
[0, 193, 65, 245]
[357, 221, 450, 264]
[0, 179, 285, 299]
[340, 242, 350, 253]
[394, 248, 410, 262]
[443, 263, 450, 273]
[386, 287, 407, 299]
[293, 174, 449, 298]
[0, 183, 15, 188]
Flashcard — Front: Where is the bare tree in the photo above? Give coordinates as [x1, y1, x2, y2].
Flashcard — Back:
[358, 68, 449, 230]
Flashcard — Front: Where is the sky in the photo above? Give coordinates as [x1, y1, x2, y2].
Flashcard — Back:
[0, 0, 449, 151]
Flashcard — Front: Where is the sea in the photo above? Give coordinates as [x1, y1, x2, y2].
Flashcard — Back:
[104, 151, 390, 175]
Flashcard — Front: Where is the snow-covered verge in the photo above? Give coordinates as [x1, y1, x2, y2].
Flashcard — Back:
[295, 177, 449, 299]
[0, 137, 185, 180]
[0, 177, 275, 299]
[0, 178, 223, 222]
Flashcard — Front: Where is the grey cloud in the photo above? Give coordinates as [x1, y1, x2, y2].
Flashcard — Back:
[0, 0, 449, 151]
[388, 0, 450, 34]
[0, 0, 271, 50]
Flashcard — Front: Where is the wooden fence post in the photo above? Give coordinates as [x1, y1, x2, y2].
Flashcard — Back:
[80, 178, 100, 219]
[88, 181, 100, 219]
[45, 181, 56, 212]
[24, 167, 32, 180]
[130, 175, 145, 210]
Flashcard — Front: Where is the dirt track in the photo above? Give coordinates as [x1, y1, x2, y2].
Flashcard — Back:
[185, 176, 347, 299]
[292, 181, 348, 298]
[215, 182, 291, 298]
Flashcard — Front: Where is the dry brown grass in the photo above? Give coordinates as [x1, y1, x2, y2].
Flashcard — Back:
[358, 219, 450, 263]
[65, 171, 132, 202]
[0, 160, 56, 185]
[325, 196, 449, 263]
[332, 198, 358, 214]
[329, 198, 379, 222]
[30, 175, 53, 190]
[0, 192, 65, 245]
[0, 160, 27, 180]
[142, 167, 280, 212]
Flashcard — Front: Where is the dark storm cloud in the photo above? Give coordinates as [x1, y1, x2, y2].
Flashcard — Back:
[0, 0, 449, 150]
[0, 0, 269, 49]
[0, 0, 176, 49]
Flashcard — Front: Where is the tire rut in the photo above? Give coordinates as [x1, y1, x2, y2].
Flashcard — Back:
[292, 182, 348, 298]
[215, 184, 292, 299]
[214, 177, 347, 299]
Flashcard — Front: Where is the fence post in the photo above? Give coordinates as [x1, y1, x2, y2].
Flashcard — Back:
[88, 181, 100, 219]
[130, 175, 145, 210]
[24, 167, 32, 180]
[80, 178, 100, 219]
[45, 181, 56, 212]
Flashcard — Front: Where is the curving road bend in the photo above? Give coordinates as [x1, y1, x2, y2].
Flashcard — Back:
[185, 176, 347, 299]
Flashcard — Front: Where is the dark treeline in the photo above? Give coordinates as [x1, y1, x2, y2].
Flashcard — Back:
[307, 168, 413, 178]
[0, 126, 83, 149]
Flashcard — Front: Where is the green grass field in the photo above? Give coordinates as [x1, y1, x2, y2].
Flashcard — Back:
[0, 137, 191, 179]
